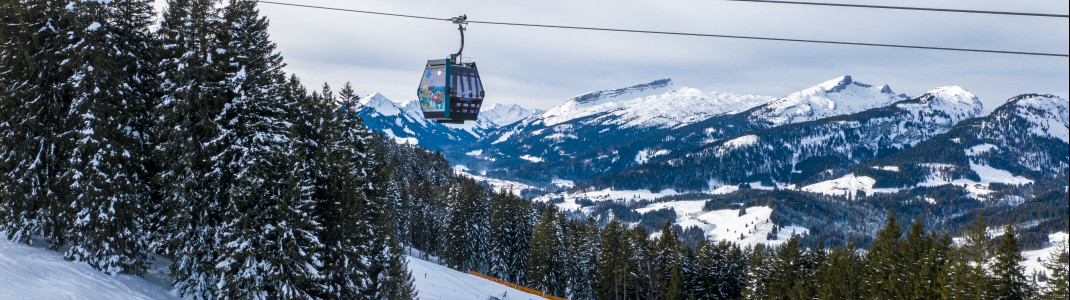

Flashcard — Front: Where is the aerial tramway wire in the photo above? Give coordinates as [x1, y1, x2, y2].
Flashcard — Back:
[257, 1, 1069, 58]
[725, 0, 1070, 19]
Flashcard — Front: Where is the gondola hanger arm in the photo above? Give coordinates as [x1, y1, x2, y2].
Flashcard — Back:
[450, 15, 468, 62]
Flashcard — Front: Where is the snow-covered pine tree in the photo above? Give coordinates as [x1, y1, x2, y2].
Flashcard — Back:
[526, 208, 564, 296]
[442, 177, 489, 272]
[990, 224, 1030, 299]
[360, 79, 424, 297]
[629, 226, 655, 299]
[1039, 242, 1069, 299]
[962, 215, 993, 299]
[596, 218, 632, 299]
[559, 216, 598, 300]
[568, 217, 600, 300]
[62, 0, 155, 275]
[863, 211, 903, 299]
[364, 202, 417, 299]
[814, 243, 864, 299]
[488, 190, 534, 284]
[651, 221, 678, 299]
[380, 229, 418, 300]
[691, 239, 747, 300]
[655, 222, 682, 300]
[0, 0, 79, 248]
[311, 80, 380, 297]
[767, 235, 806, 299]
[938, 244, 976, 299]
[212, 1, 324, 298]
[153, 0, 228, 297]
[743, 245, 773, 299]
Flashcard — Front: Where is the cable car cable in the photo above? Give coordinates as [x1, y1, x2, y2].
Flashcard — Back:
[258, 1, 450, 21]
[257, 1, 1069, 58]
[464, 19, 1068, 58]
[725, 0, 1070, 19]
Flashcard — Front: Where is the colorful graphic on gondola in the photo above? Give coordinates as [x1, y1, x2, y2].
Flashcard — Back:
[418, 67, 446, 113]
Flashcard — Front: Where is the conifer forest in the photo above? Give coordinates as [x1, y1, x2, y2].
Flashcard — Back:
[1, 0, 1067, 299]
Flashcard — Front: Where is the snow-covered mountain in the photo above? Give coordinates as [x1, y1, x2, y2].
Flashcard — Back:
[443, 103, 544, 138]
[355, 93, 541, 151]
[470, 76, 911, 189]
[537, 78, 771, 129]
[470, 79, 775, 186]
[356, 93, 473, 149]
[584, 86, 985, 191]
[852, 93, 1069, 192]
[480, 103, 544, 127]
[747, 75, 906, 127]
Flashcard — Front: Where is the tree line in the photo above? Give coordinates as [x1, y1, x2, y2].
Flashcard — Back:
[1, 0, 414, 298]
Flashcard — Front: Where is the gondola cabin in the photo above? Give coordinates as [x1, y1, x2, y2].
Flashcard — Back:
[417, 58, 484, 123]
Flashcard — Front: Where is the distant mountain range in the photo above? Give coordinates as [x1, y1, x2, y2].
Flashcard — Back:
[356, 75, 1068, 249]
[355, 92, 542, 150]
[357, 76, 1068, 196]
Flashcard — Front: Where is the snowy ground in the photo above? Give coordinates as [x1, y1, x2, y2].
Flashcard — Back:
[454, 166, 536, 195]
[408, 256, 546, 300]
[535, 188, 684, 211]
[636, 202, 807, 247]
[919, 162, 1034, 200]
[0, 237, 179, 300]
[536, 188, 809, 247]
[1021, 232, 1068, 277]
[802, 174, 901, 199]
[1, 235, 547, 300]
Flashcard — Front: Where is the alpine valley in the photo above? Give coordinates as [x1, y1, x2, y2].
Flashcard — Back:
[359, 75, 1069, 249]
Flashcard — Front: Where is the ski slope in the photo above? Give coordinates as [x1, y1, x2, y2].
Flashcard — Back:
[409, 256, 547, 300]
[0, 237, 179, 300]
[1, 236, 548, 300]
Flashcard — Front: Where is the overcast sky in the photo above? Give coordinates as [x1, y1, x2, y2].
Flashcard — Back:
[171, 0, 1069, 111]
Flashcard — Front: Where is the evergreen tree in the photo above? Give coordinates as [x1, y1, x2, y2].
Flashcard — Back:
[212, 1, 326, 297]
[815, 243, 864, 299]
[153, 0, 230, 296]
[1039, 242, 1069, 299]
[692, 240, 747, 300]
[900, 218, 943, 299]
[630, 226, 655, 299]
[597, 218, 633, 300]
[565, 217, 599, 300]
[864, 211, 903, 299]
[309, 80, 379, 298]
[744, 245, 774, 299]
[365, 208, 417, 299]
[527, 208, 564, 297]
[379, 229, 418, 300]
[794, 241, 824, 299]
[916, 234, 952, 299]
[441, 178, 489, 272]
[768, 235, 806, 300]
[62, 0, 155, 276]
[656, 221, 682, 300]
[489, 190, 533, 284]
[938, 244, 977, 300]
[990, 224, 1029, 299]
[0, 0, 79, 248]
[962, 214, 993, 300]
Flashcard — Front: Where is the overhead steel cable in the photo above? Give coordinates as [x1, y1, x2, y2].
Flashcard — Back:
[465, 20, 1068, 58]
[258, 1, 450, 21]
[258, 1, 1070, 58]
[725, 0, 1070, 19]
